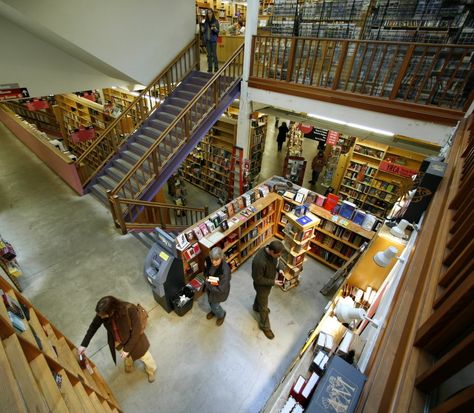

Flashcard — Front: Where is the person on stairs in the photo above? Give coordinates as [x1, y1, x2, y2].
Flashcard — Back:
[203, 9, 220, 73]
[204, 247, 231, 326]
[78, 296, 157, 383]
[309, 150, 325, 185]
[252, 241, 284, 340]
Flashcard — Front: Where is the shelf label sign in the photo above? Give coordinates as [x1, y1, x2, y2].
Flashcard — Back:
[326, 130, 340, 145]
[0, 87, 30, 101]
[379, 161, 417, 178]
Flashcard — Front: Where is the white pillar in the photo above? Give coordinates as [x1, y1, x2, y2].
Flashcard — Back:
[236, 0, 259, 159]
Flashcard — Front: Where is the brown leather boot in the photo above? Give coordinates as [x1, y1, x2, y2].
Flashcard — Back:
[206, 311, 215, 320]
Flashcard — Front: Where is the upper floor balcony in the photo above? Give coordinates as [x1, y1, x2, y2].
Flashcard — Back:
[248, 35, 474, 125]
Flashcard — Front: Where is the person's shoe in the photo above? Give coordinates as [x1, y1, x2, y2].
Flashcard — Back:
[216, 313, 226, 326]
[253, 305, 270, 313]
[206, 312, 215, 320]
[147, 370, 156, 383]
[262, 329, 275, 340]
[207, 69, 212, 73]
[124, 357, 134, 373]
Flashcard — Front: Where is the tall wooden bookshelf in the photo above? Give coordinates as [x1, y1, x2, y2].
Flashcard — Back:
[277, 197, 374, 270]
[182, 116, 238, 203]
[0, 276, 121, 413]
[337, 138, 425, 219]
[55, 94, 110, 153]
[178, 190, 279, 281]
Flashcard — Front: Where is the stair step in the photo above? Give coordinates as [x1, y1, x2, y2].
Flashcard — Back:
[156, 112, 176, 122]
[176, 90, 196, 100]
[182, 84, 202, 93]
[169, 97, 191, 108]
[142, 126, 164, 138]
[129, 142, 149, 156]
[113, 158, 134, 174]
[136, 134, 156, 147]
[122, 150, 141, 164]
[161, 105, 182, 116]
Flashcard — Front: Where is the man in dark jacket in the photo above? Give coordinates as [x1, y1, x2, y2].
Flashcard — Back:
[78, 296, 157, 383]
[252, 241, 284, 339]
[204, 247, 231, 326]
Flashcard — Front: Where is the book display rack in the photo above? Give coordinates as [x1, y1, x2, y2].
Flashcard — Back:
[176, 176, 376, 294]
[277, 195, 374, 270]
[182, 116, 239, 203]
[0, 276, 121, 413]
[337, 138, 425, 218]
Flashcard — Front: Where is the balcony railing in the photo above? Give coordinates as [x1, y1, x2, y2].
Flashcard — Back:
[250, 36, 474, 123]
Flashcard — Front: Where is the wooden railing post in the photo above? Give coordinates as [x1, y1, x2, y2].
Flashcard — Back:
[249, 36, 256, 77]
[107, 193, 127, 234]
[286, 37, 298, 82]
[390, 44, 415, 100]
[332, 41, 348, 90]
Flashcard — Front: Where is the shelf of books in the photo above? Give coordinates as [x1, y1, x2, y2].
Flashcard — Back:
[55, 94, 111, 156]
[337, 138, 425, 218]
[177, 188, 278, 288]
[248, 113, 268, 186]
[182, 116, 238, 203]
[280, 209, 320, 291]
[277, 195, 374, 271]
[0, 276, 121, 413]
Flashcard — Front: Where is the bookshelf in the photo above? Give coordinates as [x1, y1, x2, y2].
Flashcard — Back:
[177, 190, 279, 288]
[0, 276, 121, 413]
[55, 94, 110, 154]
[277, 196, 374, 270]
[280, 210, 319, 290]
[182, 116, 238, 203]
[248, 113, 268, 186]
[337, 138, 425, 218]
[4, 101, 61, 137]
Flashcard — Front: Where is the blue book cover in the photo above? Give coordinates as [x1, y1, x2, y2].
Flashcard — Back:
[296, 215, 312, 226]
[8, 311, 26, 332]
[306, 356, 366, 413]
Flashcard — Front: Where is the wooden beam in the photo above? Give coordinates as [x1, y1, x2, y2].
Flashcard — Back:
[248, 77, 463, 125]
[415, 331, 474, 392]
[430, 384, 474, 413]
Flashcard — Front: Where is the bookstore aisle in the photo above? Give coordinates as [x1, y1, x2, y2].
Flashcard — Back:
[0, 121, 335, 413]
[260, 116, 326, 194]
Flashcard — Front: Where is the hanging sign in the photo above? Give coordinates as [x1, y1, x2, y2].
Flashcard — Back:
[24, 98, 49, 111]
[326, 130, 340, 145]
[70, 127, 96, 143]
[0, 87, 30, 101]
[298, 123, 313, 134]
[379, 161, 418, 178]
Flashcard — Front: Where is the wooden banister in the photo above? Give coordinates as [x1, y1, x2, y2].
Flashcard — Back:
[105, 45, 244, 233]
[75, 36, 200, 187]
[249, 35, 474, 122]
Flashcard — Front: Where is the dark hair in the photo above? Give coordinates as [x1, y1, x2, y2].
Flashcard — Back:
[281, 122, 287, 128]
[95, 296, 123, 317]
[205, 9, 216, 23]
[268, 240, 284, 253]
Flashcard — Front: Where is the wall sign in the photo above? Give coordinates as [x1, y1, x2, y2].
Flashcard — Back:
[326, 130, 340, 145]
[0, 88, 30, 101]
[379, 161, 418, 178]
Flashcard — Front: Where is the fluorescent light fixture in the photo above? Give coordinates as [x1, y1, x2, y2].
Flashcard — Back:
[347, 122, 394, 137]
[307, 113, 346, 125]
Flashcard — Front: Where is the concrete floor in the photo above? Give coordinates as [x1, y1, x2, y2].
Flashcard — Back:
[0, 120, 334, 413]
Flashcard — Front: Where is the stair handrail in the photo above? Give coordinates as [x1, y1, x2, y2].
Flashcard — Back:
[109, 195, 209, 234]
[108, 44, 245, 205]
[76, 36, 200, 186]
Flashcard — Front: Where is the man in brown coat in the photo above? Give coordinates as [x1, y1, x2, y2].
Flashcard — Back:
[78, 296, 157, 383]
[252, 240, 284, 340]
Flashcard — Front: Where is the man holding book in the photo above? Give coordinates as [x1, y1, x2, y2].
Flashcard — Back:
[251, 240, 284, 340]
[204, 247, 231, 326]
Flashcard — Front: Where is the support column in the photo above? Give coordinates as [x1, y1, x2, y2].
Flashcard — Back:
[236, 0, 259, 159]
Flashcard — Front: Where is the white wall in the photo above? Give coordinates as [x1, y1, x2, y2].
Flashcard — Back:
[0, 0, 195, 85]
[0, 16, 131, 97]
[248, 87, 454, 147]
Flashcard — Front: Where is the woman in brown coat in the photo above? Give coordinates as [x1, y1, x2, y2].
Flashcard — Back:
[78, 296, 157, 383]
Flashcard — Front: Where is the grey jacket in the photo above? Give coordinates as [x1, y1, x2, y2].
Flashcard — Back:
[252, 247, 279, 288]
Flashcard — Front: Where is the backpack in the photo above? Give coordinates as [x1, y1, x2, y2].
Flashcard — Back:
[127, 303, 149, 335]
